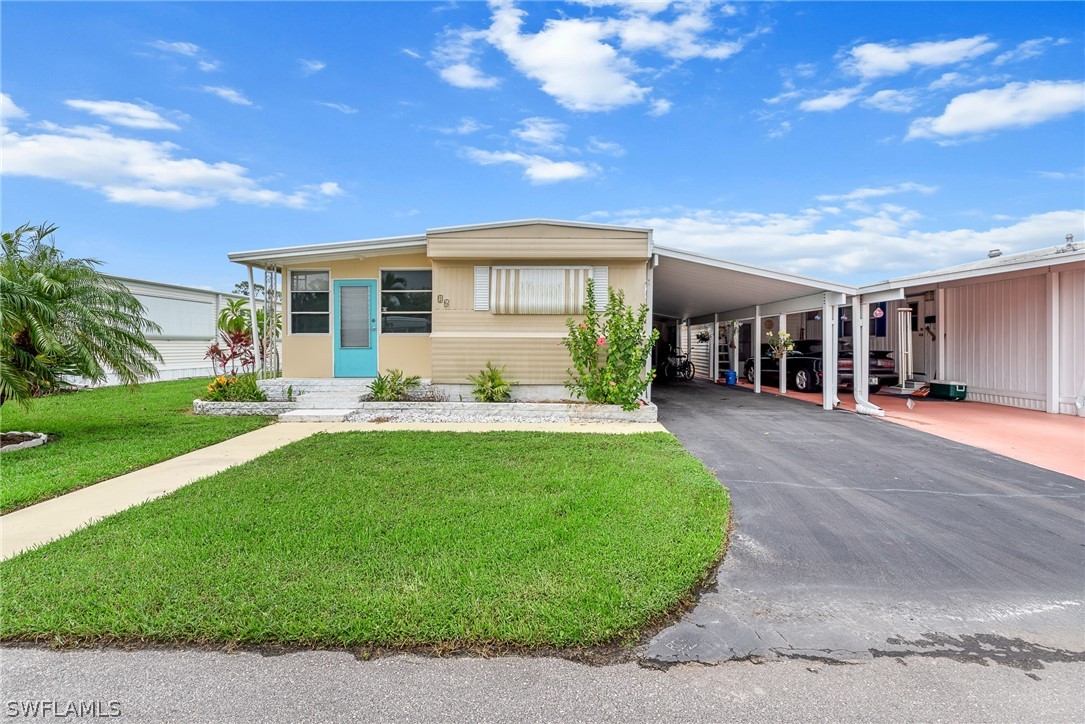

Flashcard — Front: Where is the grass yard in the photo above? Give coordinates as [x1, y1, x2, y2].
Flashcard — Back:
[0, 378, 272, 513]
[1, 431, 730, 649]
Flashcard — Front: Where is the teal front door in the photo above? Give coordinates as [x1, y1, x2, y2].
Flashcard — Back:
[333, 280, 378, 377]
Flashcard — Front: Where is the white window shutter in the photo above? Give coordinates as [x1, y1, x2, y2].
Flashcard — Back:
[591, 266, 609, 311]
[473, 266, 490, 311]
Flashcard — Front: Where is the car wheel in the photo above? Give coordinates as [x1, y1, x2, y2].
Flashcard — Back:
[745, 366, 755, 383]
[869, 384, 882, 394]
[793, 368, 814, 392]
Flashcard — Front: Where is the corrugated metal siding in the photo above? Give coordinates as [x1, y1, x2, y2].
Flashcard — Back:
[689, 323, 712, 379]
[945, 275, 1047, 399]
[1058, 269, 1085, 407]
[135, 294, 216, 338]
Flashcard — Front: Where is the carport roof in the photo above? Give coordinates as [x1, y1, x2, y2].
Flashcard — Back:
[653, 246, 856, 320]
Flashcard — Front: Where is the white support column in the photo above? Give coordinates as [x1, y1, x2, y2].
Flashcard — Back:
[644, 260, 654, 402]
[685, 320, 692, 370]
[936, 286, 946, 381]
[778, 313, 788, 395]
[712, 313, 719, 381]
[731, 321, 739, 373]
[852, 296, 883, 416]
[247, 264, 263, 376]
[1047, 271, 1061, 414]
[753, 306, 762, 394]
[822, 295, 837, 410]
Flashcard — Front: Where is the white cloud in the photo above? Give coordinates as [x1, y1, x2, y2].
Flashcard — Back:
[767, 120, 791, 138]
[844, 35, 997, 79]
[511, 116, 567, 149]
[816, 182, 937, 202]
[908, 80, 1085, 141]
[431, 1, 752, 113]
[1034, 169, 1084, 180]
[462, 147, 596, 184]
[861, 88, 920, 113]
[648, 98, 672, 116]
[198, 60, 222, 72]
[2, 121, 338, 210]
[201, 86, 256, 107]
[486, 1, 649, 112]
[2, 93, 28, 122]
[316, 101, 359, 114]
[432, 27, 502, 89]
[300, 58, 326, 75]
[799, 85, 863, 112]
[993, 37, 1067, 66]
[437, 117, 487, 134]
[593, 204, 1084, 279]
[402, 48, 423, 59]
[587, 136, 625, 156]
[65, 100, 181, 130]
[149, 40, 202, 57]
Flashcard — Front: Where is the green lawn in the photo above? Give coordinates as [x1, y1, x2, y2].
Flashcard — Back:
[1, 431, 729, 649]
[0, 378, 272, 513]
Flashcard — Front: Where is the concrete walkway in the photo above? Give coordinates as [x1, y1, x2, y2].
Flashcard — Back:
[0, 421, 664, 561]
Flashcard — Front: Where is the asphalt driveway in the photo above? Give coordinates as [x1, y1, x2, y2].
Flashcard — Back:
[644, 381, 1085, 666]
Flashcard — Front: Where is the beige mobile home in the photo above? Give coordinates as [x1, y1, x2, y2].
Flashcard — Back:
[229, 220, 651, 395]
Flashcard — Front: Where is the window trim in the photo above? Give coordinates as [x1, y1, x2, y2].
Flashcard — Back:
[287, 268, 332, 336]
[379, 266, 433, 336]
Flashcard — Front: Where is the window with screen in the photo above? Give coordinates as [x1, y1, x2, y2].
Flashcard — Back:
[289, 270, 330, 334]
[381, 270, 432, 334]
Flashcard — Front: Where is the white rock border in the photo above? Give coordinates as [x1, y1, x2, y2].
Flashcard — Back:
[192, 400, 299, 416]
[0, 431, 49, 454]
[345, 401, 657, 424]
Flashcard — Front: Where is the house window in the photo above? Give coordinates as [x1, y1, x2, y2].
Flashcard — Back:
[289, 270, 330, 334]
[381, 269, 432, 334]
[491, 267, 591, 315]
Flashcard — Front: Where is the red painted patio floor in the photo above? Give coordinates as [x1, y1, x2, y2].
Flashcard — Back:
[730, 379, 1085, 480]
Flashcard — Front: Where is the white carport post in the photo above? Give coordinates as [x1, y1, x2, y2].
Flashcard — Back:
[711, 313, 719, 381]
[1047, 271, 1060, 414]
[821, 294, 837, 410]
[851, 295, 883, 416]
[731, 321, 740, 373]
[778, 313, 788, 395]
[936, 287, 946, 382]
[685, 320, 692, 362]
[247, 264, 263, 376]
[753, 306, 762, 394]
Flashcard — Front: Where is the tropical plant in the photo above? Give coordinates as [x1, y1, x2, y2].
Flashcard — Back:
[217, 298, 280, 337]
[205, 329, 256, 376]
[766, 330, 795, 359]
[562, 279, 658, 411]
[368, 369, 421, 401]
[203, 374, 267, 402]
[468, 362, 512, 402]
[1, 222, 161, 407]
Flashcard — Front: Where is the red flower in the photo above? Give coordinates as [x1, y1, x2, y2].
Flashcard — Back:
[597, 337, 606, 346]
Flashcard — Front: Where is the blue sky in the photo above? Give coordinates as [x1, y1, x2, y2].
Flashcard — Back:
[3, 1, 1083, 290]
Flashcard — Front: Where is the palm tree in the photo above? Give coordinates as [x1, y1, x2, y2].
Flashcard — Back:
[1, 222, 162, 407]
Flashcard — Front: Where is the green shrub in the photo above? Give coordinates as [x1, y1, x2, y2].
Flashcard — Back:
[203, 374, 267, 402]
[368, 369, 421, 401]
[468, 362, 512, 402]
[563, 279, 659, 411]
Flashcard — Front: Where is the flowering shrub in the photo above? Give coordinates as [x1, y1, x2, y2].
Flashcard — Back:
[204, 374, 267, 402]
[766, 330, 795, 359]
[205, 330, 255, 376]
[563, 279, 659, 411]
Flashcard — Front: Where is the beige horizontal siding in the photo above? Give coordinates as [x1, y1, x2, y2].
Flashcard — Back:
[428, 223, 649, 260]
[431, 336, 571, 385]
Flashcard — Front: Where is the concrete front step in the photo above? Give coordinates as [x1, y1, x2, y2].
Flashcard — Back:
[294, 393, 364, 409]
[278, 409, 354, 423]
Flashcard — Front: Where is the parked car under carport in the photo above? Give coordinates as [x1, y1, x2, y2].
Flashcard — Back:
[744, 340, 897, 393]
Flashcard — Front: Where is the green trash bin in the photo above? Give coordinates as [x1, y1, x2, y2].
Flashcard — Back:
[930, 380, 967, 400]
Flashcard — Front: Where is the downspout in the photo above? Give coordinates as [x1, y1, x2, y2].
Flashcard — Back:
[247, 263, 263, 376]
[753, 305, 762, 394]
[852, 295, 883, 416]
